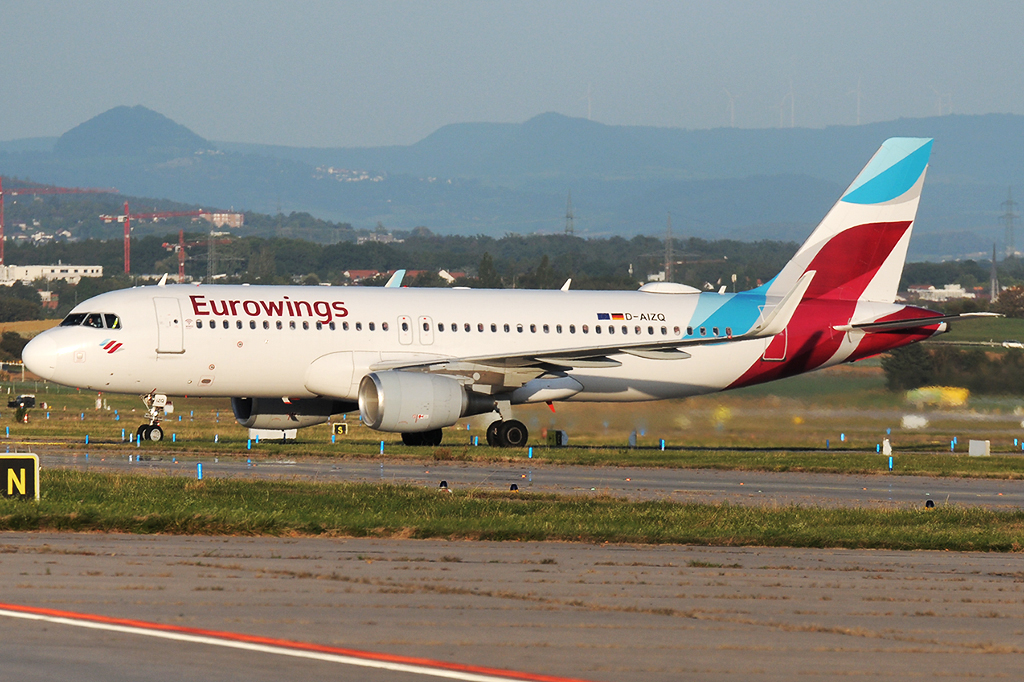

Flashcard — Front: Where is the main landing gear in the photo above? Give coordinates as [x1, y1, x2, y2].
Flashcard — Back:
[486, 419, 529, 448]
[136, 392, 168, 442]
[401, 429, 443, 446]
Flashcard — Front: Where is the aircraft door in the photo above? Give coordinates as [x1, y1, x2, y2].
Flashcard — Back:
[398, 315, 413, 345]
[417, 316, 434, 345]
[762, 329, 787, 362]
[154, 297, 185, 354]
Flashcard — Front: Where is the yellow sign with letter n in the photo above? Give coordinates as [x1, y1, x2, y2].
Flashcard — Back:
[1, 454, 39, 500]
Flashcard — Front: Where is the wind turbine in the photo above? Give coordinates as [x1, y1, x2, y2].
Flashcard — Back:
[724, 88, 737, 127]
[847, 77, 863, 125]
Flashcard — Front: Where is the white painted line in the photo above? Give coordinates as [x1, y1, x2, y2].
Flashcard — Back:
[0, 606, 587, 682]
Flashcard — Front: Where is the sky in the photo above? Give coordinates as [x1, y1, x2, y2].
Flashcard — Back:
[2, 1, 1024, 148]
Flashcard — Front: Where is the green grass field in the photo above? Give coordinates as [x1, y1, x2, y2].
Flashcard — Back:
[1, 470, 1021, 551]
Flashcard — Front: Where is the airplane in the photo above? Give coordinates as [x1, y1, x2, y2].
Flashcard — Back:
[21, 138, 993, 447]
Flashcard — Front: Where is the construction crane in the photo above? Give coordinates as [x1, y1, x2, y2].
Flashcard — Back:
[0, 177, 117, 266]
[161, 229, 232, 282]
[100, 201, 210, 274]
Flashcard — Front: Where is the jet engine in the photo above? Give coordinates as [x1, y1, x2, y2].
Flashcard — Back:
[231, 397, 355, 430]
[358, 371, 494, 433]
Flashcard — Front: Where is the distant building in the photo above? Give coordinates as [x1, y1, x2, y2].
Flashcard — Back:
[201, 212, 244, 229]
[0, 264, 104, 286]
[907, 284, 977, 302]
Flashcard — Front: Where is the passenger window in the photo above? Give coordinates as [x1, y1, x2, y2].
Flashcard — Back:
[423, 322, 429, 331]
[369, 322, 375, 331]
[289, 321, 296, 330]
[648, 326, 654, 335]
[478, 323, 484, 332]
[556, 325, 562, 333]
[569, 325, 576, 334]
[382, 322, 389, 331]
[343, 322, 349, 331]
[686, 326, 692, 335]
[276, 321, 283, 330]
[504, 323, 510, 332]
[303, 321, 310, 330]
[621, 326, 627, 335]
[196, 320, 203, 329]
[250, 320, 256, 330]
[662, 326, 668, 335]
[402, 322, 409, 332]
[84, 313, 104, 328]
[712, 327, 719, 336]
[263, 320, 270, 330]
[222, 320, 229, 329]
[451, 323, 457, 332]
[700, 327, 706, 336]
[236, 320, 242, 329]
[543, 324, 549, 333]
[491, 323, 497, 332]
[635, 326, 641, 335]
[104, 314, 121, 329]
[582, 325, 589, 334]
[596, 326, 602, 334]
[530, 324, 537, 333]
[464, 323, 470, 332]
[517, 324, 523, 333]
[725, 327, 732, 336]
[60, 313, 87, 327]
[330, 322, 336, 330]
[607, 326, 614, 334]
[355, 322, 362, 331]
[316, 321, 322, 330]
[674, 326, 681, 335]
[437, 323, 443, 332]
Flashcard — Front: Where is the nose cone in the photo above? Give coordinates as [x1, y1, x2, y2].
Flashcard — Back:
[22, 334, 57, 380]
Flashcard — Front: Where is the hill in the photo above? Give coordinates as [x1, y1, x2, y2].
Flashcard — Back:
[3, 107, 1023, 258]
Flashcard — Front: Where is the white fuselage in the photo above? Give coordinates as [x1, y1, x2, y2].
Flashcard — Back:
[25, 283, 837, 404]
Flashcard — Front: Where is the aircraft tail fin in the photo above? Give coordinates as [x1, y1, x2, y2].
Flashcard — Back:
[763, 137, 933, 304]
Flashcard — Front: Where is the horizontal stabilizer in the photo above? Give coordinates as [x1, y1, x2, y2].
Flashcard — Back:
[834, 311, 1002, 333]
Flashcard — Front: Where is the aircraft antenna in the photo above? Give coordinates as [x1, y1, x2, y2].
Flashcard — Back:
[1002, 186, 1017, 258]
[565, 191, 574, 236]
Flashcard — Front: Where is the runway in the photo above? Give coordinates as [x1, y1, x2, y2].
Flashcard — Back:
[2, 533, 1023, 681]
[38, 451, 1024, 509]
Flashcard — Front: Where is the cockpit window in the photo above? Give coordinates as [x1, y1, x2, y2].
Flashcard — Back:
[60, 313, 87, 327]
[59, 312, 123, 329]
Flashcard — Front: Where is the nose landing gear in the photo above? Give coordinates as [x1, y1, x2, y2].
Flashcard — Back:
[136, 392, 169, 442]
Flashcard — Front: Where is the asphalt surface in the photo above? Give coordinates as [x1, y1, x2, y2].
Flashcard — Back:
[38, 451, 1024, 509]
[2, 534, 1024, 681]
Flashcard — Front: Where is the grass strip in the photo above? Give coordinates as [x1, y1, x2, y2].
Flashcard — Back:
[2, 470, 1023, 552]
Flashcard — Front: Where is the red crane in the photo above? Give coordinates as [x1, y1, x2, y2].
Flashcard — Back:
[0, 177, 117, 266]
[100, 201, 210, 274]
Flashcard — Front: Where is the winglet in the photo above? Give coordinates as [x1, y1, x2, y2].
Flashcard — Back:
[560, 278, 572, 291]
[748, 270, 815, 338]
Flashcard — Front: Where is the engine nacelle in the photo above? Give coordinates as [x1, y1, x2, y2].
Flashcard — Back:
[231, 397, 354, 430]
[358, 371, 493, 433]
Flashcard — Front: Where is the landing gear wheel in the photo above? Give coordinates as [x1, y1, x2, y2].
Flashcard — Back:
[423, 429, 442, 446]
[497, 420, 529, 448]
[148, 425, 163, 442]
[401, 432, 422, 446]
[136, 424, 148, 441]
[486, 421, 501, 447]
